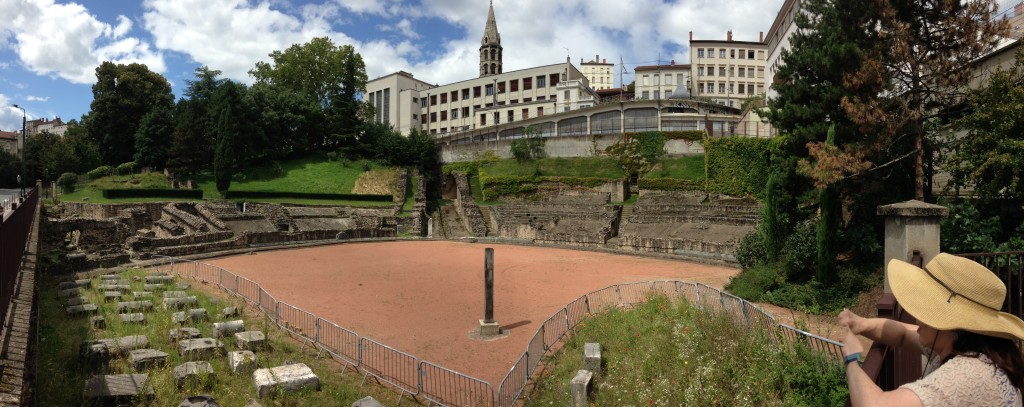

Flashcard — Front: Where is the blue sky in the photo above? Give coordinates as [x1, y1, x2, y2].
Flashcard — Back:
[1, 0, 1018, 132]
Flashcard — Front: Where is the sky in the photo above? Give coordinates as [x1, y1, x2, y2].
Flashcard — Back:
[0, 0, 1020, 132]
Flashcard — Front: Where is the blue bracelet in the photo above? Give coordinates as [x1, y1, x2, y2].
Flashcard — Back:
[844, 352, 862, 366]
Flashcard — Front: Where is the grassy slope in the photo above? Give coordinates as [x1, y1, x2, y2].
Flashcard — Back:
[60, 173, 194, 203]
[38, 267, 399, 406]
[645, 155, 706, 179]
[525, 296, 848, 406]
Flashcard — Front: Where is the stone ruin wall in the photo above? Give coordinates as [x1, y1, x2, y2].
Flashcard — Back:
[490, 202, 621, 247]
[398, 171, 428, 235]
[452, 172, 488, 237]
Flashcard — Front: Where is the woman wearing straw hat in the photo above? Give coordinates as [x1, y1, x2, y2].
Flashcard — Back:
[840, 253, 1024, 406]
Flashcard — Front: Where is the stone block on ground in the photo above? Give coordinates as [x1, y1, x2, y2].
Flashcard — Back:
[228, 351, 257, 375]
[66, 303, 99, 316]
[58, 287, 80, 298]
[116, 300, 154, 313]
[352, 396, 384, 407]
[98, 283, 131, 292]
[177, 394, 220, 407]
[91, 316, 106, 329]
[188, 308, 208, 322]
[212, 320, 245, 338]
[253, 363, 320, 398]
[133, 291, 153, 299]
[570, 369, 593, 407]
[584, 343, 602, 374]
[99, 335, 149, 356]
[99, 275, 120, 281]
[120, 313, 147, 325]
[130, 349, 169, 371]
[170, 327, 202, 343]
[178, 338, 225, 361]
[163, 290, 188, 298]
[222, 306, 239, 318]
[175, 282, 191, 290]
[173, 361, 215, 389]
[144, 283, 164, 291]
[65, 296, 90, 306]
[235, 331, 266, 351]
[58, 279, 91, 290]
[173, 312, 187, 325]
[82, 374, 154, 405]
[104, 291, 122, 302]
[146, 275, 174, 284]
[79, 342, 110, 372]
[164, 296, 198, 310]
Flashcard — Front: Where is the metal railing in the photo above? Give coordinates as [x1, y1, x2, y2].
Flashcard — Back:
[152, 256, 844, 407]
[0, 187, 38, 326]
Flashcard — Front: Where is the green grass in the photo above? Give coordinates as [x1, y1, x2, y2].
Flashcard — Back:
[644, 155, 706, 179]
[482, 157, 625, 178]
[197, 155, 376, 196]
[526, 296, 848, 406]
[400, 173, 416, 214]
[39, 267, 398, 406]
[60, 173, 196, 203]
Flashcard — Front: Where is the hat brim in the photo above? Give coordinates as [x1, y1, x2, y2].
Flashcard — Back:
[888, 259, 1024, 341]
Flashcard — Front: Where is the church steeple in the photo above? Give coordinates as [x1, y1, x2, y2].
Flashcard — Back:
[479, 0, 503, 77]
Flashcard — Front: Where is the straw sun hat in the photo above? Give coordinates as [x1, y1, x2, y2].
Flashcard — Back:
[888, 253, 1024, 341]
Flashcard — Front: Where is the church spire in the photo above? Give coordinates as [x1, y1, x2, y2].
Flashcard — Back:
[479, 0, 503, 77]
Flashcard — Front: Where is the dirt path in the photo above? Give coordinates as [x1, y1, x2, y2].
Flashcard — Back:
[204, 240, 739, 385]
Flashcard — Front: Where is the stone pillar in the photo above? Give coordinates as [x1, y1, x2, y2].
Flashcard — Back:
[876, 200, 948, 293]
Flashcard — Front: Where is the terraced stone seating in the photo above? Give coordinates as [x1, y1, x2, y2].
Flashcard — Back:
[490, 198, 621, 247]
[617, 191, 760, 261]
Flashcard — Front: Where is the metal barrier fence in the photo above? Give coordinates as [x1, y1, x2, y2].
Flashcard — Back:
[151, 256, 844, 407]
[0, 187, 38, 326]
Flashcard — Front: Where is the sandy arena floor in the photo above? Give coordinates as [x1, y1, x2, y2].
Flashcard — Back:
[205, 240, 739, 385]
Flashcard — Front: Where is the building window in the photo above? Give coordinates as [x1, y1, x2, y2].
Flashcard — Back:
[719, 67, 726, 77]
[739, 49, 746, 59]
[739, 67, 746, 77]
[451, 91, 458, 101]
[498, 82, 506, 93]
[739, 84, 746, 94]
[412, 97, 418, 103]
[654, 74, 660, 86]
[524, 77, 533, 90]
[383, 90, 390, 124]
[480, 114, 486, 125]
[719, 83, 725, 93]
[708, 48, 715, 58]
[537, 95, 546, 101]
[641, 91, 650, 99]
[524, 97, 532, 102]
[729, 83, 734, 94]
[421, 115, 427, 124]
[537, 75, 546, 88]
[430, 112, 437, 122]
[441, 111, 447, 121]
[522, 108, 529, 119]
[564, 90, 570, 101]
[441, 93, 447, 103]
[654, 90, 660, 100]
[511, 79, 519, 92]
[430, 95, 437, 106]
[474, 86, 482, 97]
[719, 49, 726, 58]
[451, 109, 458, 119]
[507, 111, 514, 122]
[486, 84, 495, 96]
[462, 107, 469, 117]
[748, 50, 755, 59]
[420, 98, 427, 108]
[730, 49, 735, 59]
[642, 75, 649, 86]
[758, 50, 765, 60]
[494, 112, 500, 125]
[462, 88, 470, 99]
[537, 106, 544, 116]
[698, 67, 704, 76]
[697, 48, 705, 58]
[757, 68, 764, 79]
[729, 67, 734, 77]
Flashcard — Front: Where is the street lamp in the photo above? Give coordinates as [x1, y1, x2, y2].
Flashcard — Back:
[12, 104, 25, 197]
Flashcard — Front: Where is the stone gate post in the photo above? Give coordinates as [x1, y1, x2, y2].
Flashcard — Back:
[876, 200, 948, 293]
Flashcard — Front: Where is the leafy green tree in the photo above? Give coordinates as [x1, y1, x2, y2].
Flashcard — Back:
[0, 149, 20, 188]
[948, 51, 1024, 205]
[815, 125, 840, 286]
[166, 99, 208, 180]
[510, 126, 545, 162]
[213, 105, 237, 192]
[87, 62, 174, 165]
[134, 103, 174, 169]
[842, 0, 1008, 200]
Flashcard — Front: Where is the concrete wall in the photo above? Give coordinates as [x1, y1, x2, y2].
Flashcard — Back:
[441, 133, 705, 163]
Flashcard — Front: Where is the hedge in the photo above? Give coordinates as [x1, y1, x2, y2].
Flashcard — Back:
[638, 178, 704, 191]
[102, 189, 204, 199]
[705, 136, 771, 198]
[223, 191, 393, 201]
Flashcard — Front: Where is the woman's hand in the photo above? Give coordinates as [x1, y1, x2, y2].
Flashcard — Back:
[843, 326, 864, 357]
[839, 308, 864, 334]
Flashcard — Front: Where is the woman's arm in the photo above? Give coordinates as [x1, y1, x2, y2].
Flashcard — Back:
[839, 309, 921, 352]
[843, 327, 924, 407]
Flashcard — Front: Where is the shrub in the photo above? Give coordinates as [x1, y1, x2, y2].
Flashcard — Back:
[57, 172, 77, 193]
[510, 136, 545, 162]
[116, 162, 136, 175]
[270, 161, 285, 177]
[735, 230, 768, 270]
[326, 152, 338, 161]
[725, 263, 782, 302]
[781, 220, 817, 282]
[86, 165, 114, 180]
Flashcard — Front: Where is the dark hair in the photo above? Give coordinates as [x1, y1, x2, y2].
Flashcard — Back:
[945, 331, 1024, 391]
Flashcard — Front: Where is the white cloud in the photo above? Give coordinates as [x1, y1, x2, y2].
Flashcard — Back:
[1, 94, 31, 132]
[25, 95, 47, 102]
[143, 0, 356, 83]
[0, 0, 165, 84]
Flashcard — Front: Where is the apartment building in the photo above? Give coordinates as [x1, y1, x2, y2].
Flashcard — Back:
[765, 0, 801, 100]
[634, 61, 691, 101]
[0, 131, 17, 155]
[689, 31, 768, 108]
[581, 55, 615, 91]
[554, 78, 599, 113]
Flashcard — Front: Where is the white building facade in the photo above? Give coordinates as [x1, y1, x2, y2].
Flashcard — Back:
[581, 55, 615, 91]
[689, 32, 768, 108]
[634, 62, 691, 101]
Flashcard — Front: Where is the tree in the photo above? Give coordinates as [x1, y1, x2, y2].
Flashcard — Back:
[166, 99, 207, 180]
[948, 50, 1024, 205]
[842, 0, 1008, 200]
[250, 37, 367, 109]
[134, 103, 174, 169]
[211, 81, 247, 192]
[815, 125, 840, 286]
[88, 62, 174, 165]
[510, 126, 545, 162]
